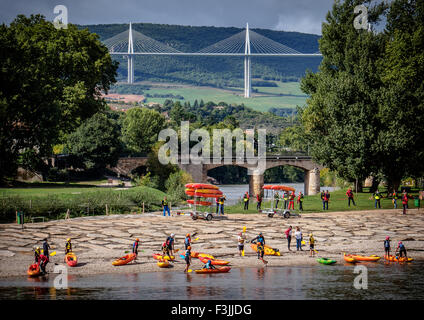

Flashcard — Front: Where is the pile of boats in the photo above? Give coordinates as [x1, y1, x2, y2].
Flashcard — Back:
[316, 253, 414, 265]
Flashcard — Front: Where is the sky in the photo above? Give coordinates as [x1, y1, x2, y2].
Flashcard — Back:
[0, 0, 335, 35]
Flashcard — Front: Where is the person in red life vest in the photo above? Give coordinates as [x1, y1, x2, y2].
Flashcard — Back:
[284, 226, 293, 251]
[402, 191, 409, 215]
[39, 254, 49, 274]
[256, 193, 262, 210]
[346, 188, 356, 207]
[392, 189, 399, 209]
[322, 190, 330, 210]
[243, 192, 250, 210]
[297, 192, 304, 211]
[288, 191, 295, 210]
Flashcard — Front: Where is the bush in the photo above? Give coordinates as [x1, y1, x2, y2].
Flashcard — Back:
[165, 170, 193, 204]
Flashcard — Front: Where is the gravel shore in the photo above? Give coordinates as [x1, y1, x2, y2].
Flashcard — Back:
[1, 209, 423, 278]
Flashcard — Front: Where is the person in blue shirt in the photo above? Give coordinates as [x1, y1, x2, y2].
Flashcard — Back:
[396, 241, 407, 258]
[203, 259, 216, 270]
[165, 234, 175, 257]
[184, 246, 192, 272]
[384, 236, 391, 258]
[250, 233, 268, 264]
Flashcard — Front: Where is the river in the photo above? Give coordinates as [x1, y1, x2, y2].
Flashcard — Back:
[0, 263, 423, 300]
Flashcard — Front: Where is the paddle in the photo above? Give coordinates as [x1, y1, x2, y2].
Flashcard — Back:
[124, 250, 145, 254]
[50, 251, 57, 257]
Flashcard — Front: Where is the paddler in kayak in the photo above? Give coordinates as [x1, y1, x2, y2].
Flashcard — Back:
[184, 246, 192, 272]
[203, 258, 217, 270]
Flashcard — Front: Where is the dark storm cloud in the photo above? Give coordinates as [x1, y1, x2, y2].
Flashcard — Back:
[0, 0, 335, 35]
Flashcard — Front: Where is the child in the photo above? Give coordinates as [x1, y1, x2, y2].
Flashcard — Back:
[184, 246, 192, 272]
[384, 236, 391, 258]
[309, 233, 316, 257]
[237, 232, 246, 256]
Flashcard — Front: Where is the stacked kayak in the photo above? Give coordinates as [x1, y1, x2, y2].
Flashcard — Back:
[347, 254, 381, 262]
[65, 252, 78, 267]
[195, 266, 231, 274]
[250, 243, 281, 256]
[27, 263, 41, 277]
[317, 258, 337, 265]
[385, 255, 413, 262]
[187, 199, 212, 206]
[153, 253, 175, 261]
[199, 257, 230, 266]
[185, 183, 223, 199]
[112, 253, 136, 266]
[343, 253, 357, 263]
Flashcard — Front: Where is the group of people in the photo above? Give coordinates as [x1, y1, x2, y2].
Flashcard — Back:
[384, 236, 408, 258]
[33, 238, 51, 275]
[242, 191, 304, 212]
[284, 226, 316, 257]
[375, 189, 410, 214]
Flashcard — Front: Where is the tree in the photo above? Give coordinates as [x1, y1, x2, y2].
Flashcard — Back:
[300, 0, 387, 189]
[121, 107, 165, 155]
[0, 15, 118, 182]
[64, 113, 122, 172]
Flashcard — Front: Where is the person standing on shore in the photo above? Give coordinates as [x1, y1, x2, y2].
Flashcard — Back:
[133, 238, 139, 261]
[321, 191, 326, 210]
[165, 234, 175, 258]
[295, 227, 303, 251]
[243, 192, 249, 210]
[324, 190, 330, 210]
[284, 226, 293, 251]
[218, 196, 226, 215]
[402, 191, 409, 215]
[288, 191, 295, 210]
[162, 197, 171, 217]
[384, 236, 391, 258]
[309, 233, 316, 257]
[346, 188, 356, 207]
[65, 238, 72, 255]
[184, 246, 192, 273]
[392, 190, 399, 209]
[256, 193, 262, 211]
[297, 192, 304, 211]
[396, 241, 407, 258]
[237, 232, 246, 256]
[274, 192, 280, 208]
[34, 247, 41, 264]
[216, 197, 219, 214]
[374, 190, 381, 209]
[283, 191, 289, 209]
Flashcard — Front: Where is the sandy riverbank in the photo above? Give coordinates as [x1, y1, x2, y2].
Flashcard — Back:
[1, 209, 423, 278]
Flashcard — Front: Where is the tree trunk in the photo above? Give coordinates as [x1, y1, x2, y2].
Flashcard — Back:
[369, 177, 380, 193]
[353, 180, 363, 193]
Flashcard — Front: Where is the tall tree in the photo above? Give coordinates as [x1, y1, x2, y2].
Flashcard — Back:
[0, 15, 117, 182]
[300, 0, 387, 189]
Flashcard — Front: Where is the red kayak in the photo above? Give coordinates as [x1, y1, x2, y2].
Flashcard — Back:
[27, 263, 41, 277]
[199, 257, 230, 266]
[195, 266, 231, 274]
[112, 253, 136, 266]
[65, 252, 78, 267]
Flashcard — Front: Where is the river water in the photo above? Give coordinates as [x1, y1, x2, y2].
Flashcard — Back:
[1, 263, 423, 300]
[218, 184, 336, 205]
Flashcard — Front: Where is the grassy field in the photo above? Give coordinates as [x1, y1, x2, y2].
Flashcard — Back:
[223, 188, 422, 214]
[140, 81, 308, 112]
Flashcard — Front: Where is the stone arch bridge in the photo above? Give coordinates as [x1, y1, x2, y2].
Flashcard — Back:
[109, 155, 323, 196]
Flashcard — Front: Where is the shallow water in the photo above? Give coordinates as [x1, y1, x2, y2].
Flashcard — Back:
[1, 262, 423, 300]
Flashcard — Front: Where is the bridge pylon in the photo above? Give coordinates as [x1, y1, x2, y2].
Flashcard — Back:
[127, 22, 134, 84]
[244, 23, 251, 98]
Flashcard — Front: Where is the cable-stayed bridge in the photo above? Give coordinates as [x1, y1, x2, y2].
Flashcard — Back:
[104, 23, 322, 98]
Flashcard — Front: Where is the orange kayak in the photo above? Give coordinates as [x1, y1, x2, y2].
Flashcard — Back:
[112, 253, 136, 266]
[343, 253, 357, 263]
[385, 255, 413, 262]
[348, 254, 381, 262]
[65, 252, 78, 267]
[191, 252, 215, 260]
[199, 257, 230, 266]
[187, 199, 212, 206]
[27, 263, 42, 277]
[195, 266, 231, 274]
[152, 253, 175, 261]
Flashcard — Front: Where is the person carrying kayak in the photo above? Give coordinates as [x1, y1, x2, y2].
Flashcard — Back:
[309, 233, 316, 257]
[34, 246, 41, 263]
[346, 188, 356, 207]
[184, 246, 192, 272]
[384, 236, 391, 258]
[256, 193, 262, 210]
[65, 238, 72, 255]
[237, 232, 246, 256]
[288, 191, 295, 210]
[250, 232, 267, 264]
[243, 192, 249, 210]
[297, 192, 304, 211]
[396, 241, 407, 258]
[162, 197, 171, 217]
[374, 190, 381, 209]
[284, 226, 293, 251]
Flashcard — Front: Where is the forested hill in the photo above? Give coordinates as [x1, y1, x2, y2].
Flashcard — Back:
[79, 22, 322, 87]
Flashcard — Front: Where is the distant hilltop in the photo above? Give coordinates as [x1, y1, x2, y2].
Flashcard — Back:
[79, 22, 322, 86]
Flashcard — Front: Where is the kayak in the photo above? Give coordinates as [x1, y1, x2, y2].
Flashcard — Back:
[195, 266, 231, 274]
[157, 260, 172, 268]
[112, 253, 136, 266]
[27, 263, 42, 277]
[250, 243, 281, 256]
[199, 257, 230, 266]
[152, 253, 175, 261]
[348, 254, 381, 262]
[187, 199, 212, 206]
[65, 252, 78, 267]
[317, 258, 337, 265]
[343, 253, 357, 263]
[190, 252, 215, 259]
[385, 255, 413, 262]
[263, 185, 295, 192]
[186, 183, 219, 190]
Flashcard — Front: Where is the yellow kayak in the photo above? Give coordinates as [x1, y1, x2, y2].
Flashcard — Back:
[250, 243, 281, 256]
